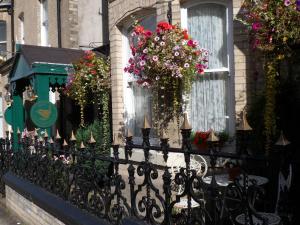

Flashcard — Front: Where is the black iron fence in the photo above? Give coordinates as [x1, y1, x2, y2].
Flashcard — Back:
[0, 122, 293, 225]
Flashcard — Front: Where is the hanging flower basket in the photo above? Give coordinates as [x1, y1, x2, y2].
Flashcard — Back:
[64, 51, 110, 126]
[125, 21, 209, 130]
[237, 0, 300, 151]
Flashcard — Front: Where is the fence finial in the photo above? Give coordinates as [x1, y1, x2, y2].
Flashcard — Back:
[160, 129, 168, 140]
[112, 133, 121, 146]
[275, 131, 290, 146]
[44, 130, 49, 138]
[89, 132, 96, 144]
[70, 131, 76, 141]
[80, 141, 85, 149]
[38, 136, 44, 143]
[49, 138, 54, 144]
[143, 115, 151, 129]
[180, 113, 192, 130]
[56, 130, 61, 139]
[63, 139, 68, 146]
[34, 129, 38, 137]
[237, 110, 252, 131]
[207, 129, 219, 142]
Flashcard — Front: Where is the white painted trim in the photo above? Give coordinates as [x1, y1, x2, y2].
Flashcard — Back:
[205, 68, 229, 73]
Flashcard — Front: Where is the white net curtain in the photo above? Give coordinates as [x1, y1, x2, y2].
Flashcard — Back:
[187, 3, 229, 132]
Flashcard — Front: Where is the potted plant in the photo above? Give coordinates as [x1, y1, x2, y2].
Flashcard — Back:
[124, 21, 209, 131]
[190, 130, 230, 151]
[190, 131, 210, 151]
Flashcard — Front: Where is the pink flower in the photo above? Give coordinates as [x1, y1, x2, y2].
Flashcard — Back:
[284, 0, 291, 6]
[252, 22, 262, 31]
[152, 56, 158, 61]
[139, 60, 146, 66]
[143, 49, 148, 54]
[187, 40, 195, 47]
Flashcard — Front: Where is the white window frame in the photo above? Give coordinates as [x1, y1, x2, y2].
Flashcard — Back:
[19, 15, 25, 44]
[181, 0, 235, 137]
[40, 0, 49, 46]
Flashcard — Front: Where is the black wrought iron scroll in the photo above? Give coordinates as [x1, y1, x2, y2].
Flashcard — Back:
[0, 116, 279, 225]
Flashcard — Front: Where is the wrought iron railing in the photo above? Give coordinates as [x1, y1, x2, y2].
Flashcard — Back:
[0, 121, 283, 225]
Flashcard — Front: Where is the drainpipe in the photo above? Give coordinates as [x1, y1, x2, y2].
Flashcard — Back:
[8, 0, 15, 53]
[56, 0, 61, 48]
[167, 0, 172, 24]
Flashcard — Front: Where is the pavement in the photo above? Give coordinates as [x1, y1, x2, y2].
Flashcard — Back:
[0, 198, 24, 225]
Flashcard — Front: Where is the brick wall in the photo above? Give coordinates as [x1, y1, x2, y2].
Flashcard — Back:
[5, 186, 65, 225]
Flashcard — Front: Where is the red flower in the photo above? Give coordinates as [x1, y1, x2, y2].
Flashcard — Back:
[134, 25, 145, 34]
[157, 21, 173, 31]
[90, 70, 97, 75]
[86, 63, 94, 67]
[194, 50, 201, 56]
[145, 30, 152, 37]
[183, 29, 189, 40]
[84, 50, 94, 60]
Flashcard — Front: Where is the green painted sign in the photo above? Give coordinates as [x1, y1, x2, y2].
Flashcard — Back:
[30, 101, 58, 128]
[4, 107, 13, 125]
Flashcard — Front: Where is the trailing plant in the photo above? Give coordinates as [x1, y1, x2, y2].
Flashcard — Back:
[65, 51, 111, 151]
[124, 21, 209, 131]
[75, 120, 111, 175]
[237, 0, 300, 152]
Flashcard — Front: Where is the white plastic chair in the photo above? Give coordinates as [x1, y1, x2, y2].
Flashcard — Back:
[169, 153, 208, 195]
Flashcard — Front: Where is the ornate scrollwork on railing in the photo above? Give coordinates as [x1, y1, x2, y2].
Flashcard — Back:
[0, 118, 281, 225]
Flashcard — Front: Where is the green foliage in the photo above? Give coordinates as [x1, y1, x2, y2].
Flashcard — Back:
[75, 119, 110, 155]
[75, 120, 111, 175]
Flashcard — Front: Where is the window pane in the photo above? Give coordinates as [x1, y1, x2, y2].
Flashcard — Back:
[0, 43, 7, 56]
[189, 72, 228, 132]
[0, 21, 7, 42]
[188, 3, 227, 69]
